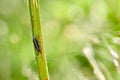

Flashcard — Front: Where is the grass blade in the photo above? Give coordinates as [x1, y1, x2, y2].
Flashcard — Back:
[28, 0, 50, 80]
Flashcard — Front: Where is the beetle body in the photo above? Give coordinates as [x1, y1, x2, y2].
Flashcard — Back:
[33, 36, 41, 55]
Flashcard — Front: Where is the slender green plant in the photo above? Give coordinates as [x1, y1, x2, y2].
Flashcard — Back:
[28, 0, 50, 80]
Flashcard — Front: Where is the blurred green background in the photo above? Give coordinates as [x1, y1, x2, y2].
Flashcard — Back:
[0, 0, 120, 80]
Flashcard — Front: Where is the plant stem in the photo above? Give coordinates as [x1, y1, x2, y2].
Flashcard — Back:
[28, 0, 50, 80]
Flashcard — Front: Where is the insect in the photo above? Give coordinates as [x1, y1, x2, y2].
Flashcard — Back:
[33, 36, 41, 55]
[26, 36, 41, 69]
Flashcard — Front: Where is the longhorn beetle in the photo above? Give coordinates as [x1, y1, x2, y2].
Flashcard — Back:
[33, 36, 41, 55]
[26, 36, 41, 69]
